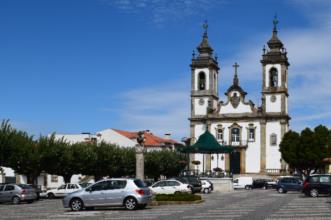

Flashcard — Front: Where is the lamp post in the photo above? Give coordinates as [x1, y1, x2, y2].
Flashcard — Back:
[135, 131, 145, 180]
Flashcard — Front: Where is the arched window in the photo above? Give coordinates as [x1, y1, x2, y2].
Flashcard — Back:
[269, 68, 278, 87]
[216, 128, 223, 141]
[198, 72, 206, 90]
[231, 128, 240, 143]
[270, 133, 277, 146]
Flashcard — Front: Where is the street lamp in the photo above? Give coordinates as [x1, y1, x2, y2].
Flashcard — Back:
[135, 131, 146, 180]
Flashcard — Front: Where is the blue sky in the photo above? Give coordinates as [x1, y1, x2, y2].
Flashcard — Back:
[1, 0, 331, 140]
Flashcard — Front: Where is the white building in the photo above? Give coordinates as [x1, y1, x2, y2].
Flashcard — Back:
[189, 20, 289, 175]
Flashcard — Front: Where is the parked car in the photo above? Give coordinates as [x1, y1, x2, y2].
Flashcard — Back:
[150, 180, 191, 194]
[200, 179, 212, 194]
[79, 182, 92, 189]
[46, 183, 82, 198]
[0, 183, 37, 204]
[264, 180, 277, 189]
[175, 176, 202, 193]
[251, 179, 276, 189]
[63, 178, 152, 211]
[233, 176, 253, 189]
[303, 174, 331, 197]
[200, 178, 213, 191]
[276, 176, 302, 193]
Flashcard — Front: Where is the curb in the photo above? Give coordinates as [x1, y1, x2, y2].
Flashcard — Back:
[150, 199, 205, 206]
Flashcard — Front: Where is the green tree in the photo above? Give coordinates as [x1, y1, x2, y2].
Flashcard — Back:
[8, 131, 42, 184]
[0, 120, 16, 167]
[280, 125, 330, 177]
[145, 150, 186, 180]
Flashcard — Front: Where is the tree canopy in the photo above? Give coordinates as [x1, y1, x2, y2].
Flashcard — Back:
[0, 120, 187, 183]
[280, 125, 331, 177]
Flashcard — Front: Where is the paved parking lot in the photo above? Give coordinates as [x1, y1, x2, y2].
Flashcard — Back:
[0, 190, 330, 220]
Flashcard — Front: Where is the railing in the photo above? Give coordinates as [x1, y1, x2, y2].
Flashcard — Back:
[218, 140, 249, 147]
[180, 170, 233, 178]
[265, 169, 287, 175]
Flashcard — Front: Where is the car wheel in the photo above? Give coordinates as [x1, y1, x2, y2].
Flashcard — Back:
[138, 204, 147, 209]
[12, 196, 20, 205]
[203, 188, 209, 194]
[310, 189, 318, 198]
[277, 187, 284, 193]
[245, 185, 251, 190]
[47, 193, 55, 199]
[124, 197, 137, 210]
[70, 198, 84, 211]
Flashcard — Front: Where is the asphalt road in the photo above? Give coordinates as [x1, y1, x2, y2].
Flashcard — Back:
[0, 189, 330, 220]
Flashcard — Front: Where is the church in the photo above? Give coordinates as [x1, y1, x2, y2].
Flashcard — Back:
[189, 19, 290, 175]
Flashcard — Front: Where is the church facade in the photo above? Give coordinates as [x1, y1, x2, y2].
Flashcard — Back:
[189, 20, 290, 175]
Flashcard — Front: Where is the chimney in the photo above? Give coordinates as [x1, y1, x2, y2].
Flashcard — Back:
[164, 133, 171, 140]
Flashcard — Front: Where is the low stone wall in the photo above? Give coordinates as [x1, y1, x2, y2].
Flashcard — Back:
[208, 177, 233, 192]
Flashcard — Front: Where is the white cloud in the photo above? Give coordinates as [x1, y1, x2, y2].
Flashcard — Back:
[107, 79, 190, 140]
[105, 0, 227, 26]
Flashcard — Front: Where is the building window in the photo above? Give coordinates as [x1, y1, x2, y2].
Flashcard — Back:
[270, 133, 277, 146]
[51, 175, 58, 183]
[269, 68, 278, 87]
[231, 128, 240, 143]
[249, 128, 255, 141]
[216, 128, 223, 141]
[198, 72, 206, 90]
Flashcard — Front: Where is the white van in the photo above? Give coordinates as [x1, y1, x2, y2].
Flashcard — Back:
[233, 177, 253, 189]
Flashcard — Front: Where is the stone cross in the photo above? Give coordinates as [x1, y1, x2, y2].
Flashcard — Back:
[233, 62, 239, 75]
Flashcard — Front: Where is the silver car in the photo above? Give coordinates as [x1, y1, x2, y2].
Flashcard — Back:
[0, 184, 37, 204]
[62, 178, 152, 211]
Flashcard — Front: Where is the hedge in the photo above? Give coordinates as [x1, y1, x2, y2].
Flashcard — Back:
[155, 193, 202, 202]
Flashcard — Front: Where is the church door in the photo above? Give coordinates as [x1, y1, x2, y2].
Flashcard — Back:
[230, 152, 241, 174]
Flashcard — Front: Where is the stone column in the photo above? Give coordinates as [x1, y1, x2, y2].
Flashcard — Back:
[240, 149, 246, 174]
[260, 120, 267, 174]
[135, 145, 144, 180]
[204, 154, 211, 172]
[225, 154, 230, 172]
[189, 123, 196, 170]
[280, 120, 287, 173]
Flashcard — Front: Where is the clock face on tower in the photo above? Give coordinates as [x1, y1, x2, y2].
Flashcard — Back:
[271, 95, 276, 103]
[199, 98, 205, 105]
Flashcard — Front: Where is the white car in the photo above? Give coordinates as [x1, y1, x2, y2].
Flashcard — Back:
[201, 180, 212, 194]
[150, 180, 191, 194]
[46, 183, 82, 198]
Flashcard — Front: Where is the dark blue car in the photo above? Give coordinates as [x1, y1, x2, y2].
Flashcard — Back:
[276, 177, 303, 193]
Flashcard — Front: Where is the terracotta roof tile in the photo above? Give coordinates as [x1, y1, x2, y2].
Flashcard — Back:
[113, 129, 178, 147]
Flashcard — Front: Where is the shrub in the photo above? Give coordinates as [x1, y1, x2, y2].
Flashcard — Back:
[155, 193, 201, 202]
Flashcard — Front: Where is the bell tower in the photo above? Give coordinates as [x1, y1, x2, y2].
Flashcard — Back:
[261, 16, 289, 116]
[190, 22, 220, 118]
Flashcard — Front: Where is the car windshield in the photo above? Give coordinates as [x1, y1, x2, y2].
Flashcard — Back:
[134, 179, 146, 188]
[18, 184, 33, 189]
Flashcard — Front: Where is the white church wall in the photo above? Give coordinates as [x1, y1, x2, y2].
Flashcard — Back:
[265, 94, 281, 112]
[194, 68, 209, 91]
[266, 121, 282, 169]
[193, 124, 206, 172]
[244, 122, 261, 173]
[219, 102, 252, 114]
[265, 64, 282, 87]
[194, 97, 208, 115]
